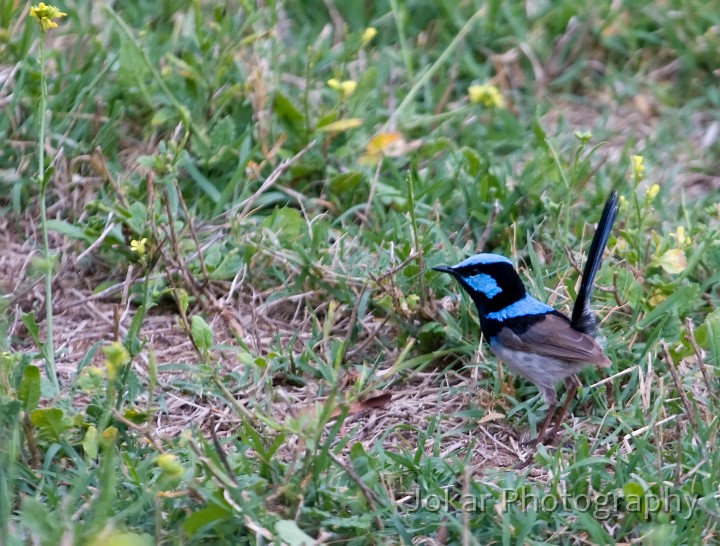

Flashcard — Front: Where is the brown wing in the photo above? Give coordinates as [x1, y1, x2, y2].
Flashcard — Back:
[497, 314, 611, 368]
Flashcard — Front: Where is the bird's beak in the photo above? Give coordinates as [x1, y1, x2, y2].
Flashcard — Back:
[432, 265, 456, 275]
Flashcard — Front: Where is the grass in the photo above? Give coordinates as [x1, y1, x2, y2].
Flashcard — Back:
[1, 0, 720, 543]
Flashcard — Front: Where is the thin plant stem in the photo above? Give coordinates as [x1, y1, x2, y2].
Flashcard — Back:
[386, 8, 484, 129]
[406, 172, 426, 305]
[37, 36, 60, 394]
[104, 5, 209, 147]
[389, 0, 413, 78]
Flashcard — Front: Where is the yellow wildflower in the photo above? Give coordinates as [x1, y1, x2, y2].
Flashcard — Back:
[101, 426, 119, 445]
[468, 84, 505, 109]
[130, 237, 147, 255]
[632, 154, 645, 181]
[85, 366, 105, 379]
[646, 183, 660, 201]
[672, 225, 690, 247]
[156, 454, 184, 477]
[327, 78, 357, 98]
[676, 226, 686, 245]
[648, 292, 667, 307]
[359, 132, 412, 165]
[339, 80, 356, 97]
[103, 341, 130, 381]
[30, 3, 67, 31]
[362, 27, 377, 44]
[574, 130, 592, 143]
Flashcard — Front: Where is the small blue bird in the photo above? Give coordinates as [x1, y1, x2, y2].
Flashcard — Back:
[434, 191, 619, 447]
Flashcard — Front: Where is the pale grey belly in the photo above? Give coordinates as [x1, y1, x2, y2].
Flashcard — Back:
[490, 340, 589, 392]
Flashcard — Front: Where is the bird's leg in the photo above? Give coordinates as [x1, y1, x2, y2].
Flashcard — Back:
[515, 391, 557, 469]
[546, 375, 580, 442]
[520, 387, 557, 448]
[532, 400, 557, 446]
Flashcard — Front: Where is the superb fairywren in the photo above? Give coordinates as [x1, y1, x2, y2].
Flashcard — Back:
[434, 191, 619, 446]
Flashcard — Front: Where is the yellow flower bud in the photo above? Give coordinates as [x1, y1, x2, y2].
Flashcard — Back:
[339, 80, 357, 97]
[85, 366, 105, 379]
[103, 342, 130, 380]
[632, 154, 645, 181]
[328, 79, 357, 98]
[468, 84, 505, 109]
[646, 183, 660, 201]
[101, 426, 119, 446]
[156, 454, 184, 477]
[675, 226, 688, 246]
[362, 27, 377, 44]
[648, 292, 667, 307]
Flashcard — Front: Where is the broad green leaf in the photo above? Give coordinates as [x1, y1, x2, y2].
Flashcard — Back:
[117, 36, 148, 87]
[21, 312, 49, 361]
[125, 202, 148, 236]
[322, 514, 373, 530]
[275, 520, 315, 546]
[209, 251, 244, 280]
[183, 504, 233, 535]
[45, 219, 95, 244]
[0, 399, 22, 427]
[179, 152, 222, 203]
[210, 116, 236, 150]
[83, 425, 99, 459]
[30, 408, 70, 441]
[151, 106, 179, 128]
[316, 118, 362, 133]
[329, 171, 363, 195]
[87, 531, 153, 546]
[261, 207, 305, 243]
[21, 312, 41, 345]
[204, 243, 223, 268]
[461, 146, 483, 176]
[18, 365, 41, 411]
[191, 316, 213, 351]
[274, 92, 305, 123]
[623, 481, 645, 498]
[349, 442, 372, 477]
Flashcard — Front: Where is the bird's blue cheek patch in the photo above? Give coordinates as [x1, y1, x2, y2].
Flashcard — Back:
[465, 273, 502, 298]
[486, 295, 553, 321]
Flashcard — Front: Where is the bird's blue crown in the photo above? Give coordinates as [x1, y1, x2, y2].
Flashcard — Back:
[454, 253, 513, 268]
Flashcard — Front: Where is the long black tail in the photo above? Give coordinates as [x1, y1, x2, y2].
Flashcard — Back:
[570, 190, 619, 334]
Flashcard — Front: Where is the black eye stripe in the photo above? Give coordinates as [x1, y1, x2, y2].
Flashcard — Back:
[450, 260, 530, 316]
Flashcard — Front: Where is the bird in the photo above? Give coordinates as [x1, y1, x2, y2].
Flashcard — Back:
[433, 190, 619, 448]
